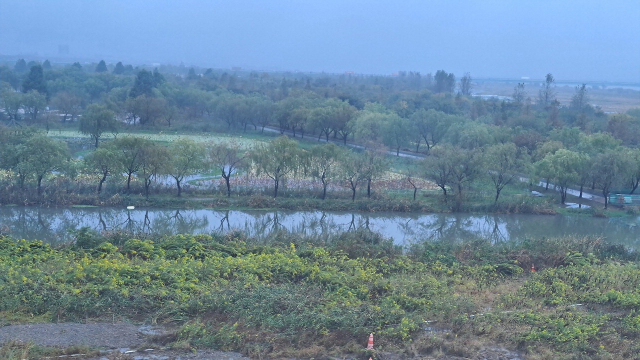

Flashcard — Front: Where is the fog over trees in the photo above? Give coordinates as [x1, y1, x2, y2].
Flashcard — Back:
[0, 1, 638, 82]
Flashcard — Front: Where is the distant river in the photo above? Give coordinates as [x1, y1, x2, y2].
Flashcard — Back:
[1, 206, 640, 249]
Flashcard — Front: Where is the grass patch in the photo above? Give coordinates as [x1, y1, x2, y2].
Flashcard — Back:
[0, 232, 638, 359]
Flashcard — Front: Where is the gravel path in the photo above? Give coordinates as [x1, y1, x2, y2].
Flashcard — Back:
[0, 322, 145, 349]
[0, 322, 250, 360]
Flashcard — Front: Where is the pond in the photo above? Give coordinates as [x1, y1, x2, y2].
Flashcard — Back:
[2, 206, 640, 249]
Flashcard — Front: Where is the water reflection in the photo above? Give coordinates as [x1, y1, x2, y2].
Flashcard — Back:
[1, 206, 639, 249]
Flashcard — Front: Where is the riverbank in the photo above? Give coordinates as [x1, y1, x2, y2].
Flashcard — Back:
[1, 232, 639, 359]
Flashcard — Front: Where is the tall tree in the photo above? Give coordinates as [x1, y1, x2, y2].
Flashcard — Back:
[129, 69, 156, 98]
[538, 73, 556, 108]
[21, 90, 47, 124]
[167, 138, 206, 197]
[251, 136, 302, 198]
[339, 150, 367, 201]
[138, 143, 169, 197]
[113, 137, 150, 193]
[592, 150, 631, 209]
[448, 147, 484, 211]
[410, 109, 455, 154]
[541, 149, 588, 204]
[486, 143, 528, 204]
[14, 59, 27, 73]
[381, 114, 412, 156]
[95, 60, 108, 73]
[361, 142, 389, 198]
[434, 70, 455, 93]
[113, 62, 125, 75]
[84, 145, 120, 193]
[51, 92, 82, 123]
[16, 135, 69, 196]
[208, 140, 246, 197]
[80, 104, 118, 148]
[308, 143, 343, 200]
[512, 83, 527, 105]
[459, 72, 472, 96]
[22, 65, 47, 95]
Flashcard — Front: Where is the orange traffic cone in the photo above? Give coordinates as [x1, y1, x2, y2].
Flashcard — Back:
[531, 264, 536, 272]
[367, 333, 374, 349]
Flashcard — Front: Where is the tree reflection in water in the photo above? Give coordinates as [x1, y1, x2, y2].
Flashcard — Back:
[0, 207, 639, 249]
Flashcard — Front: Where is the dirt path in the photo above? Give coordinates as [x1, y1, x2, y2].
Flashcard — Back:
[0, 322, 250, 360]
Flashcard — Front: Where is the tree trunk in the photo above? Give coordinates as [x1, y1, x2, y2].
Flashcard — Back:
[367, 179, 372, 198]
[223, 174, 231, 197]
[176, 179, 182, 197]
[97, 172, 107, 193]
[37, 175, 43, 196]
[274, 178, 279, 198]
[126, 173, 133, 192]
[321, 175, 327, 200]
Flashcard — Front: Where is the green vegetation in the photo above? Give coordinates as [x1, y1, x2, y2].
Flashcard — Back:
[1, 60, 639, 213]
[0, 232, 638, 359]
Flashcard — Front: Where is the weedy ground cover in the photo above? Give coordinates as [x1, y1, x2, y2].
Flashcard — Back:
[0, 231, 638, 359]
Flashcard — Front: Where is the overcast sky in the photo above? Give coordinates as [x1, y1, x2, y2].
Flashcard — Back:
[1, 0, 639, 82]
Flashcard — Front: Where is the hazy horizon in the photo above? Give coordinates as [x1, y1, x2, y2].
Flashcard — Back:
[1, 0, 639, 83]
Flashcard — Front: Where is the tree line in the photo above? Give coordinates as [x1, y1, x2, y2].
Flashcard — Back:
[1, 59, 640, 209]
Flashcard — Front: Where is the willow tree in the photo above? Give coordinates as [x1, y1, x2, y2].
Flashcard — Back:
[251, 136, 302, 198]
[167, 138, 206, 197]
[208, 140, 245, 197]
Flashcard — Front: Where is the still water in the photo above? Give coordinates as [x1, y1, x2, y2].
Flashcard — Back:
[1, 206, 640, 249]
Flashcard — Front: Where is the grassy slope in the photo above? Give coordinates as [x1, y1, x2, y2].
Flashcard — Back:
[1, 231, 639, 359]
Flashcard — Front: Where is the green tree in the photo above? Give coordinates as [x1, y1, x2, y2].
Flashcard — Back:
[21, 90, 46, 124]
[95, 60, 108, 73]
[422, 146, 454, 201]
[84, 145, 120, 193]
[459, 72, 472, 96]
[362, 142, 389, 198]
[80, 104, 118, 148]
[51, 91, 82, 123]
[126, 95, 166, 126]
[486, 143, 528, 204]
[409, 109, 455, 153]
[129, 69, 156, 98]
[139, 143, 169, 197]
[449, 147, 484, 211]
[592, 150, 632, 209]
[14, 59, 27, 73]
[434, 70, 455, 93]
[208, 141, 246, 197]
[42, 60, 52, 70]
[251, 136, 302, 198]
[113, 62, 125, 75]
[538, 73, 556, 108]
[16, 134, 69, 196]
[339, 150, 368, 201]
[308, 143, 344, 200]
[540, 149, 587, 204]
[22, 65, 47, 95]
[167, 138, 206, 197]
[113, 137, 151, 193]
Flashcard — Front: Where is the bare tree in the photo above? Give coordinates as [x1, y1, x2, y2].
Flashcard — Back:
[459, 72, 472, 96]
